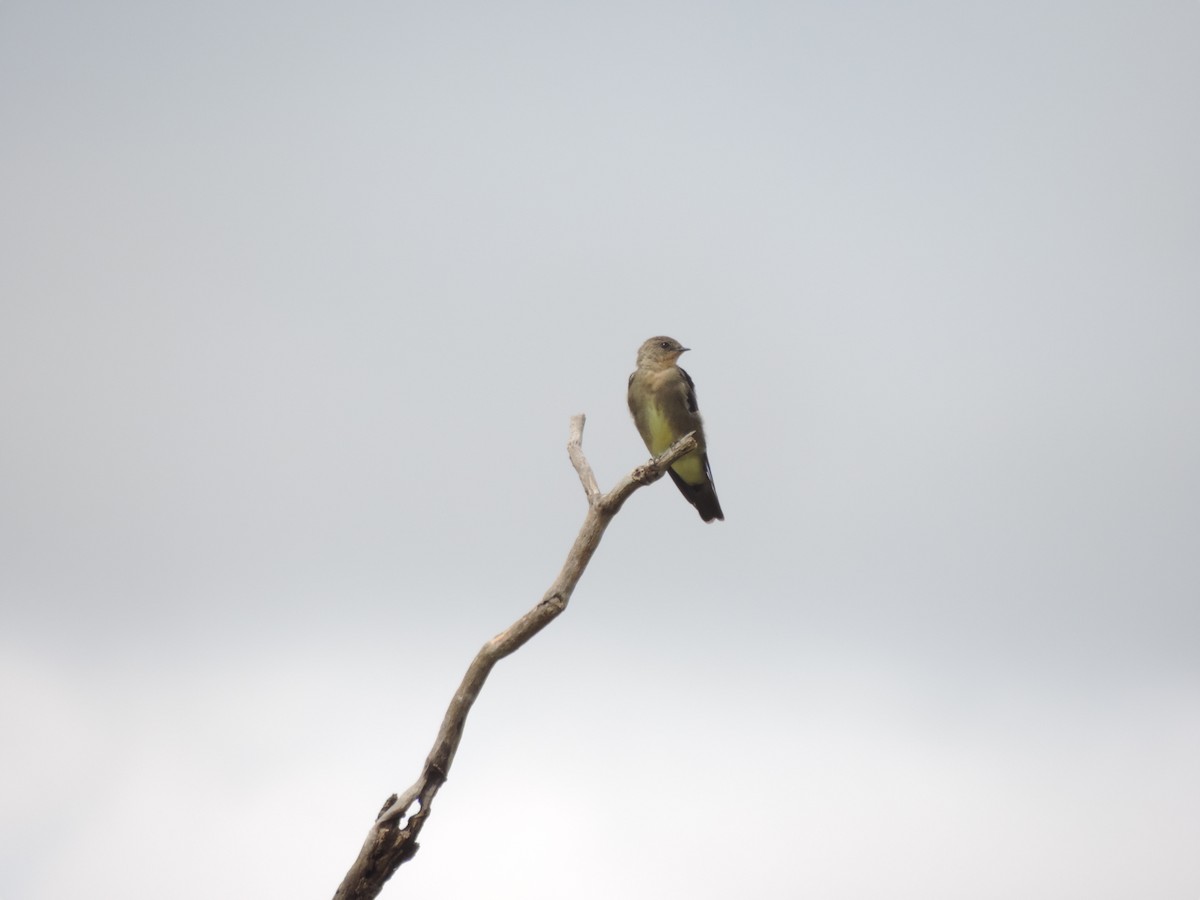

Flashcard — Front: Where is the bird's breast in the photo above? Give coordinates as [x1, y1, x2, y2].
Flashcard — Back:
[645, 401, 705, 484]
[644, 402, 675, 455]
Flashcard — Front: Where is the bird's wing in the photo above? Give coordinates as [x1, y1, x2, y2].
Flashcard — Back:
[678, 366, 699, 414]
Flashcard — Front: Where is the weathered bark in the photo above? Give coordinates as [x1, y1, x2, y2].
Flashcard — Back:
[333, 414, 698, 900]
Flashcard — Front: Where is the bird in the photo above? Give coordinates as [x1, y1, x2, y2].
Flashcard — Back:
[627, 336, 724, 522]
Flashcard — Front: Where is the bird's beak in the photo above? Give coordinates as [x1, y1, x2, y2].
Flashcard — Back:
[680, 346, 691, 353]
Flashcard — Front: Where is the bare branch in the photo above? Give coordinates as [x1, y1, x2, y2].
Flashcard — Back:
[567, 413, 601, 502]
[332, 418, 697, 900]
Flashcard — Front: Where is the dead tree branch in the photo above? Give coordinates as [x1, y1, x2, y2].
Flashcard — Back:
[333, 414, 698, 900]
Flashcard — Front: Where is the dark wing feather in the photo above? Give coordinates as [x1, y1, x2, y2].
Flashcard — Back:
[678, 366, 699, 413]
[667, 462, 724, 522]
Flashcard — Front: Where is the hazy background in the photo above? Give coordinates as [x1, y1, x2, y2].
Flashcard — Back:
[3, 2, 1198, 897]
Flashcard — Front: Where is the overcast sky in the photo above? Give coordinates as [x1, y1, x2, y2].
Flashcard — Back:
[2, 2, 1199, 898]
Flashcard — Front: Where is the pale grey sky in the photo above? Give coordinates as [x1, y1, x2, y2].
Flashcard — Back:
[2, 2, 1199, 898]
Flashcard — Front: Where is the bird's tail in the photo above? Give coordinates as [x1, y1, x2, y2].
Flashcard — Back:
[667, 469, 725, 523]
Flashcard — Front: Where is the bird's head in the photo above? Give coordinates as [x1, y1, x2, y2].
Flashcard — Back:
[637, 336, 690, 369]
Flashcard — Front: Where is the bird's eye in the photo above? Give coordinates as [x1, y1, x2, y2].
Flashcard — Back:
[659, 341, 671, 350]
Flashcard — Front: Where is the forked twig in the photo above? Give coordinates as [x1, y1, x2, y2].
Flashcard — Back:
[333, 415, 697, 900]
